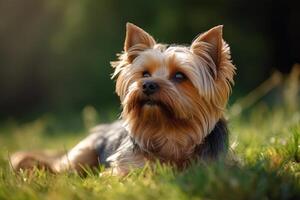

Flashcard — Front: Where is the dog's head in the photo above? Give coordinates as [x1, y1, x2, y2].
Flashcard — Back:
[111, 23, 235, 160]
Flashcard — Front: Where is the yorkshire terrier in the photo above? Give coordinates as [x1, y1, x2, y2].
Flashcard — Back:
[10, 23, 235, 175]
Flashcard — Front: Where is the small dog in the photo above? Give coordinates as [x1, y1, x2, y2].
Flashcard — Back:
[11, 23, 235, 175]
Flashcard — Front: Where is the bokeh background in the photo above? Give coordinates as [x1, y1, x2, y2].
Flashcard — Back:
[0, 0, 299, 121]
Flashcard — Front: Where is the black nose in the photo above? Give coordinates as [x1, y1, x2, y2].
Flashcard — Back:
[142, 81, 159, 95]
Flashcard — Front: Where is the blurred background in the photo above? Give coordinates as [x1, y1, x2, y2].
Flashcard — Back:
[0, 0, 299, 122]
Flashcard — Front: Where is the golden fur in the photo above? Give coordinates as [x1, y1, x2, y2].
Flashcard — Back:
[111, 23, 235, 168]
[10, 23, 235, 175]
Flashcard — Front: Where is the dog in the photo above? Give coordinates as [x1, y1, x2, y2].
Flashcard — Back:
[10, 23, 235, 176]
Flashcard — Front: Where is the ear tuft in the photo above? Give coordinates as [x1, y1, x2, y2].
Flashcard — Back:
[191, 25, 224, 70]
[124, 23, 156, 54]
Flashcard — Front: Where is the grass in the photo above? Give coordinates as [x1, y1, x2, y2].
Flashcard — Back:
[0, 106, 299, 200]
[0, 102, 299, 199]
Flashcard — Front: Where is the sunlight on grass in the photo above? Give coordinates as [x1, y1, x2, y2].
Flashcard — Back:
[0, 68, 299, 199]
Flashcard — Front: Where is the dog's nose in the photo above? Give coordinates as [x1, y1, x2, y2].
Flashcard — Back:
[142, 81, 159, 95]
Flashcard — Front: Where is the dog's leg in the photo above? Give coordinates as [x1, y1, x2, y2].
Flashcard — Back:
[10, 134, 100, 174]
[10, 151, 60, 173]
[52, 140, 99, 173]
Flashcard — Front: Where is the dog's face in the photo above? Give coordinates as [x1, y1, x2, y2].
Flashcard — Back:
[111, 23, 235, 160]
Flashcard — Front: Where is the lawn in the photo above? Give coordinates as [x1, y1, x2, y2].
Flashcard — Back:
[0, 82, 299, 199]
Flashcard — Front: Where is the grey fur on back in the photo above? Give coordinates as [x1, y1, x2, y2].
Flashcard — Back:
[90, 121, 128, 167]
[90, 119, 228, 167]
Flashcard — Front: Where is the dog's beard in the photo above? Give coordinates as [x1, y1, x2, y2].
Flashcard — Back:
[121, 85, 218, 162]
[122, 83, 191, 124]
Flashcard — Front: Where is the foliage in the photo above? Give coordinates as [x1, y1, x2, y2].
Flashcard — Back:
[1, 0, 299, 117]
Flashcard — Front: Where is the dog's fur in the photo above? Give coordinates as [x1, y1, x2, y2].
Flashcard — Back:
[10, 23, 235, 175]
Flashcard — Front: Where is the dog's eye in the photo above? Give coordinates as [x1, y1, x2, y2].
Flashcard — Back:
[173, 72, 186, 82]
[142, 71, 151, 78]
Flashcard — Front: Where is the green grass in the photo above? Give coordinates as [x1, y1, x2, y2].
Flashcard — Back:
[0, 105, 299, 200]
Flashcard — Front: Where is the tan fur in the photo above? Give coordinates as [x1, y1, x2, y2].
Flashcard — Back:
[10, 23, 235, 175]
[112, 23, 235, 168]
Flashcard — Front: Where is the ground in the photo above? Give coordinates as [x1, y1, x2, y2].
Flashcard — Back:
[0, 104, 299, 200]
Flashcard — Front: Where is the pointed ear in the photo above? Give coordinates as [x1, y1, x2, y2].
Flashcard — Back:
[124, 23, 156, 62]
[191, 25, 224, 70]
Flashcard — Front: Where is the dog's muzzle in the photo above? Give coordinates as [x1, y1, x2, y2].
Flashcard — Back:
[142, 81, 159, 96]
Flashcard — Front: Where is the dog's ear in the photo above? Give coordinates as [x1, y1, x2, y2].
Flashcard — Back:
[191, 26, 235, 108]
[124, 23, 156, 62]
[191, 25, 232, 78]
